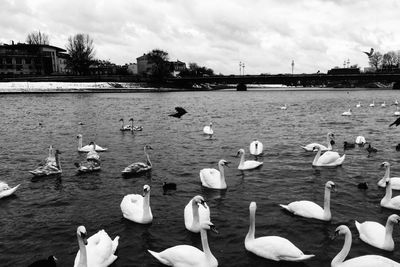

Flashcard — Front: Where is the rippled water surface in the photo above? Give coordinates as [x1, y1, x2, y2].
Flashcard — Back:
[2, 89, 400, 266]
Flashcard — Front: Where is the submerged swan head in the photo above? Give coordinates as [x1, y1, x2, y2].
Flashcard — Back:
[142, 185, 151, 197]
[326, 181, 336, 191]
[77, 225, 88, 245]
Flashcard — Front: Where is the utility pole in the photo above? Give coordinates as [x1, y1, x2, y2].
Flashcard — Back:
[347, 58, 350, 68]
[239, 61, 242, 75]
[242, 63, 245, 75]
[291, 60, 295, 75]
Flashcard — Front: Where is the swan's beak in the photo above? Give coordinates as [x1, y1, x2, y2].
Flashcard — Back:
[330, 140, 335, 145]
[331, 184, 337, 192]
[53, 256, 58, 262]
[225, 161, 230, 167]
[81, 232, 88, 245]
[331, 230, 340, 240]
[210, 224, 219, 234]
[199, 200, 207, 209]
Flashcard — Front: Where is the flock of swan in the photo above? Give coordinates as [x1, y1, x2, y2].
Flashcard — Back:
[342, 99, 400, 116]
[3, 110, 400, 267]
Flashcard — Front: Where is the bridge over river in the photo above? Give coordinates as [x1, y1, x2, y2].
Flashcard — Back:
[167, 73, 400, 90]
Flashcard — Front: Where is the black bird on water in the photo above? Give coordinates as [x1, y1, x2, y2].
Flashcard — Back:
[343, 141, 356, 150]
[357, 182, 368, 189]
[163, 182, 177, 194]
[389, 117, 400, 127]
[366, 143, 378, 154]
[169, 107, 187, 118]
[396, 144, 400, 151]
[28, 255, 57, 267]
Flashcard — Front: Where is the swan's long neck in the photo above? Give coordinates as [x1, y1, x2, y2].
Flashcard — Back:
[77, 234, 87, 267]
[332, 229, 352, 267]
[55, 153, 61, 171]
[48, 145, 53, 158]
[191, 201, 200, 228]
[312, 148, 322, 166]
[200, 227, 215, 265]
[143, 192, 151, 219]
[239, 152, 245, 167]
[383, 181, 393, 203]
[384, 219, 395, 248]
[323, 187, 331, 220]
[120, 120, 124, 129]
[327, 135, 332, 150]
[130, 120, 134, 129]
[218, 163, 226, 188]
[383, 166, 390, 179]
[245, 208, 255, 242]
[144, 148, 152, 167]
[78, 137, 82, 149]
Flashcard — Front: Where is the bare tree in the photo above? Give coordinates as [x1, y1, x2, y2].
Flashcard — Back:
[382, 51, 398, 70]
[26, 30, 49, 45]
[66, 33, 95, 75]
[369, 51, 383, 70]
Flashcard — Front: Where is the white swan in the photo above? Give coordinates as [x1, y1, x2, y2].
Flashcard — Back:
[237, 149, 263, 170]
[249, 140, 263, 156]
[370, 101, 375, 107]
[86, 142, 100, 162]
[0, 182, 20, 199]
[148, 221, 218, 267]
[280, 104, 287, 110]
[382, 101, 386, 107]
[74, 225, 119, 267]
[203, 122, 213, 138]
[355, 214, 400, 251]
[380, 177, 400, 210]
[312, 146, 345, 167]
[77, 134, 107, 152]
[395, 107, 400, 116]
[356, 102, 361, 108]
[279, 181, 335, 221]
[355, 136, 366, 145]
[341, 109, 352, 116]
[301, 132, 334, 152]
[331, 225, 400, 267]
[119, 118, 133, 131]
[200, 159, 229, 189]
[395, 99, 399, 106]
[30, 150, 62, 177]
[245, 202, 314, 262]
[184, 195, 212, 233]
[377, 162, 400, 190]
[45, 145, 56, 166]
[122, 145, 152, 174]
[120, 185, 152, 224]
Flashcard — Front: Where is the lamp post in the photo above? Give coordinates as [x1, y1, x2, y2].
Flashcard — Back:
[239, 62, 245, 75]
[291, 60, 294, 75]
[242, 63, 245, 75]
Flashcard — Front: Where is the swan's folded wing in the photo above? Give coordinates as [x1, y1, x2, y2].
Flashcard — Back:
[157, 245, 205, 266]
[358, 221, 386, 246]
[199, 168, 220, 188]
[287, 201, 324, 218]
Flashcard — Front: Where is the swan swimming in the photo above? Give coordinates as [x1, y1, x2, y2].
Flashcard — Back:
[341, 109, 352, 116]
[356, 102, 361, 108]
[74, 225, 119, 267]
[184, 195, 213, 233]
[355, 136, 366, 145]
[280, 104, 287, 110]
[279, 181, 335, 221]
[119, 118, 132, 131]
[245, 202, 314, 262]
[120, 185, 152, 224]
[355, 214, 400, 251]
[382, 101, 386, 107]
[148, 221, 218, 267]
[331, 225, 400, 267]
[380, 177, 400, 210]
[249, 140, 263, 156]
[0, 181, 20, 199]
[122, 145, 152, 175]
[395, 107, 400, 116]
[312, 146, 345, 167]
[370, 101, 375, 107]
[377, 162, 400, 190]
[203, 122, 213, 138]
[77, 134, 107, 152]
[200, 159, 229, 189]
[30, 150, 62, 177]
[237, 149, 263, 170]
[44, 145, 56, 166]
[301, 132, 335, 152]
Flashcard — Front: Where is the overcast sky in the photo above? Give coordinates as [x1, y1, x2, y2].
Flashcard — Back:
[1, 0, 399, 74]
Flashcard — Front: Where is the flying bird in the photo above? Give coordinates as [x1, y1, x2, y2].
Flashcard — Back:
[169, 107, 187, 118]
[389, 117, 400, 127]
[363, 48, 374, 57]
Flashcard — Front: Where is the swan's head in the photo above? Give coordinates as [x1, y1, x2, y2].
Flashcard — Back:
[249, 201, 257, 212]
[333, 225, 350, 239]
[55, 150, 61, 155]
[193, 195, 207, 209]
[119, 118, 124, 122]
[388, 214, 400, 224]
[144, 144, 153, 150]
[129, 118, 134, 121]
[218, 159, 229, 167]
[209, 122, 213, 126]
[381, 161, 390, 169]
[200, 221, 218, 233]
[236, 149, 245, 157]
[89, 141, 96, 148]
[325, 181, 336, 192]
[77, 226, 88, 245]
[328, 132, 335, 139]
[312, 146, 322, 151]
[77, 134, 82, 139]
[142, 185, 151, 196]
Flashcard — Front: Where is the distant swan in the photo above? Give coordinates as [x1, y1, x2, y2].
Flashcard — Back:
[380, 177, 400, 210]
[342, 109, 352, 116]
[279, 181, 335, 221]
[77, 134, 107, 152]
[148, 221, 218, 267]
[184, 195, 213, 233]
[44, 145, 56, 166]
[356, 102, 361, 108]
[203, 122, 213, 138]
[331, 225, 400, 267]
[395, 100, 399, 106]
[377, 162, 400, 190]
[355, 136, 366, 145]
[245, 202, 315, 262]
[395, 107, 400, 116]
[370, 101, 375, 107]
[122, 145, 152, 174]
[0, 181, 20, 199]
[355, 214, 400, 251]
[249, 140, 263, 156]
[237, 149, 263, 170]
[200, 159, 229, 189]
[312, 146, 345, 167]
[382, 101, 386, 107]
[30, 150, 62, 177]
[119, 118, 132, 131]
[301, 132, 334, 152]
[280, 104, 287, 110]
[120, 185, 152, 224]
[74, 225, 119, 267]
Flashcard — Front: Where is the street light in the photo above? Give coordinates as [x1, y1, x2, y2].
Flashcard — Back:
[291, 60, 295, 75]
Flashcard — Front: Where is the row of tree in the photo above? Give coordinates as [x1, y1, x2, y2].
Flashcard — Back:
[369, 50, 400, 71]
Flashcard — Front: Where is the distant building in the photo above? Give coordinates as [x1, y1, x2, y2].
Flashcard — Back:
[327, 67, 360, 75]
[136, 54, 154, 76]
[126, 63, 138, 75]
[170, 60, 186, 77]
[0, 42, 68, 75]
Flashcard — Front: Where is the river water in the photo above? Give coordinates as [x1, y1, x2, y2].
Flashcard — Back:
[1, 89, 400, 266]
